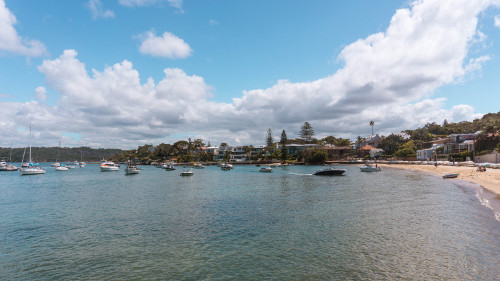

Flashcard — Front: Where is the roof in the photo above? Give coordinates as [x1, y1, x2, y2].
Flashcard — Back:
[359, 145, 376, 150]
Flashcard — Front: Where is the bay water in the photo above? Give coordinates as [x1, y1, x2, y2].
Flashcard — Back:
[1, 164, 499, 280]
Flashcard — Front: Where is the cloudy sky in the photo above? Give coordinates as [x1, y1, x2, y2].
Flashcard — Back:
[1, 0, 499, 148]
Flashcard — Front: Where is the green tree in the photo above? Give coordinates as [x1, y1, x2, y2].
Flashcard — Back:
[280, 130, 288, 161]
[266, 128, 274, 150]
[299, 122, 315, 142]
[378, 134, 405, 155]
[304, 148, 327, 164]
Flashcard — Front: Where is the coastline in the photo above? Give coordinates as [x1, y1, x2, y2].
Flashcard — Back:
[378, 164, 500, 196]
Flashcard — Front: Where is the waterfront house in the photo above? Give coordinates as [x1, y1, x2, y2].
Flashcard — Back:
[443, 134, 477, 154]
[321, 146, 353, 161]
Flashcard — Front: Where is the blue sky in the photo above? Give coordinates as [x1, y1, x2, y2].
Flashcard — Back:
[1, 0, 499, 148]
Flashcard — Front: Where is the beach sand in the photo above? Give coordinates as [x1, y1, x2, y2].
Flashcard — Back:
[378, 164, 500, 196]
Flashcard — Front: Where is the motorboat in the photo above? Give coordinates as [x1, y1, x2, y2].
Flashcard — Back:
[125, 164, 140, 175]
[220, 163, 233, 171]
[66, 164, 76, 169]
[313, 166, 346, 176]
[180, 169, 193, 176]
[163, 163, 176, 171]
[20, 126, 46, 175]
[443, 173, 459, 179]
[259, 166, 273, 173]
[360, 164, 381, 172]
[100, 160, 119, 171]
[79, 162, 86, 167]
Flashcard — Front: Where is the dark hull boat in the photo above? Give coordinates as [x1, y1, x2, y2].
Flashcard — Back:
[313, 166, 346, 176]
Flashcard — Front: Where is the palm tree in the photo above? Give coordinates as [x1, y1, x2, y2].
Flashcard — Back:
[370, 121, 375, 135]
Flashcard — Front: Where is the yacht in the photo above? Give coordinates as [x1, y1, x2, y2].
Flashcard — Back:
[100, 160, 120, 171]
[20, 126, 46, 175]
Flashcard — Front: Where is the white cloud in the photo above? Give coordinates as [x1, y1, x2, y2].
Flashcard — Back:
[35, 86, 47, 102]
[495, 15, 500, 27]
[209, 19, 218, 26]
[0, 0, 496, 148]
[86, 0, 115, 20]
[119, 0, 183, 13]
[138, 31, 192, 59]
[0, 0, 47, 57]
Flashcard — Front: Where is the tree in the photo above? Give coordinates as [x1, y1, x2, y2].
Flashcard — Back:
[370, 120, 375, 135]
[304, 149, 327, 164]
[299, 122, 314, 142]
[280, 130, 288, 161]
[266, 128, 274, 149]
[378, 134, 406, 156]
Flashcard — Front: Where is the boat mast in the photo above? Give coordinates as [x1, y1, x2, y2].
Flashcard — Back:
[29, 126, 32, 164]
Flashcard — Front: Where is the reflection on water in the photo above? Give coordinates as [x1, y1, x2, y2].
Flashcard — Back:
[0, 164, 499, 280]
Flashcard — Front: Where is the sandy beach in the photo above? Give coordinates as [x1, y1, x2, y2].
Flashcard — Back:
[379, 164, 500, 196]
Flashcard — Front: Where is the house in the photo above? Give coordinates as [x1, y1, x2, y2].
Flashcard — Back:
[321, 146, 353, 161]
[357, 145, 376, 158]
[443, 134, 477, 154]
[416, 144, 443, 160]
[361, 134, 382, 148]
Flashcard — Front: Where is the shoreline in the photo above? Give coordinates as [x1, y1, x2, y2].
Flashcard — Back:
[378, 164, 500, 196]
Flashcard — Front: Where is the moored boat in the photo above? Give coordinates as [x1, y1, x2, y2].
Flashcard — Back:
[360, 164, 381, 172]
[313, 166, 346, 176]
[125, 164, 140, 175]
[259, 166, 273, 173]
[20, 126, 46, 175]
[100, 160, 119, 171]
[180, 169, 193, 176]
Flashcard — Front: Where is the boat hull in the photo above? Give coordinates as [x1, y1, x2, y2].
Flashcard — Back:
[100, 166, 119, 172]
[21, 168, 46, 175]
[313, 169, 346, 176]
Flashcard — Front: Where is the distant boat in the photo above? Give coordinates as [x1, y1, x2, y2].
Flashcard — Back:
[100, 160, 119, 172]
[194, 163, 205, 169]
[360, 164, 381, 172]
[163, 163, 176, 171]
[0, 142, 19, 171]
[79, 151, 86, 167]
[180, 168, 193, 176]
[20, 126, 46, 175]
[259, 166, 273, 173]
[55, 140, 68, 171]
[221, 163, 233, 171]
[443, 173, 459, 179]
[125, 160, 140, 175]
[313, 166, 346, 176]
[55, 163, 69, 171]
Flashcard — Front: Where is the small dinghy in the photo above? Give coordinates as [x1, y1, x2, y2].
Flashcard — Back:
[443, 173, 459, 179]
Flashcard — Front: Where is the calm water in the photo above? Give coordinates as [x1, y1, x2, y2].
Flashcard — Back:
[1, 164, 499, 280]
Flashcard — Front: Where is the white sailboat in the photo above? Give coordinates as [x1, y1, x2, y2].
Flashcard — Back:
[55, 140, 68, 171]
[20, 126, 46, 175]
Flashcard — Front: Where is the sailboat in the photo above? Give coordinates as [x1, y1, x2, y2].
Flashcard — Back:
[20, 126, 46, 175]
[3, 142, 19, 171]
[79, 150, 86, 167]
[55, 140, 68, 171]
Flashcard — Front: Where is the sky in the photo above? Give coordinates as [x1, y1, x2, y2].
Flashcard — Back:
[1, 0, 500, 149]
